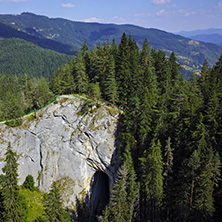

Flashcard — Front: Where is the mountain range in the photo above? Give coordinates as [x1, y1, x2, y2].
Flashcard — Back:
[177, 28, 222, 46]
[1, 12, 222, 78]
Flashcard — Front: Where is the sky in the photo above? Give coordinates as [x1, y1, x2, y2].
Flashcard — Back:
[0, 0, 222, 32]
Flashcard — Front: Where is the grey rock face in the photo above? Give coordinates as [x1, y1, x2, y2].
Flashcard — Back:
[0, 96, 121, 208]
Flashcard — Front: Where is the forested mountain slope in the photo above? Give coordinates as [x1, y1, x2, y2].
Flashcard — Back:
[0, 22, 75, 54]
[1, 12, 222, 78]
[0, 37, 71, 79]
[1, 34, 222, 221]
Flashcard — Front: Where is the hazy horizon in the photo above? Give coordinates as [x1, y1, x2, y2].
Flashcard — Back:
[0, 0, 221, 33]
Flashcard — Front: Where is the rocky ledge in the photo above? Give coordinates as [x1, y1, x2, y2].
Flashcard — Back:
[0, 96, 121, 209]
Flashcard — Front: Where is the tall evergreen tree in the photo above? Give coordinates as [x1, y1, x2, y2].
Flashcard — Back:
[128, 36, 140, 99]
[198, 60, 209, 98]
[103, 54, 118, 104]
[116, 33, 131, 107]
[88, 44, 104, 84]
[139, 138, 164, 222]
[34, 78, 53, 108]
[153, 49, 171, 97]
[44, 182, 64, 222]
[163, 137, 174, 222]
[80, 41, 91, 78]
[74, 51, 89, 94]
[111, 38, 119, 62]
[168, 51, 181, 86]
[100, 133, 139, 222]
[1, 143, 26, 222]
[139, 38, 158, 108]
[60, 63, 75, 94]
[100, 162, 129, 222]
[175, 149, 201, 222]
[50, 67, 63, 95]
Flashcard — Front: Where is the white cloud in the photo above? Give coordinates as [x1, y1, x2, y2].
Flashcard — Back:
[156, 9, 166, 16]
[83, 17, 103, 23]
[176, 8, 201, 17]
[152, 0, 171, 5]
[112, 16, 126, 22]
[215, 2, 222, 8]
[5, 0, 27, 2]
[61, 3, 75, 8]
[82, 16, 127, 24]
[134, 13, 152, 17]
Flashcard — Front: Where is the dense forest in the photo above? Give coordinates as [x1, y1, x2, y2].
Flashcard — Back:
[1, 33, 222, 221]
[0, 37, 71, 79]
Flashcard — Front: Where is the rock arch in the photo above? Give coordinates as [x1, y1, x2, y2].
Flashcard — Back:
[89, 171, 110, 216]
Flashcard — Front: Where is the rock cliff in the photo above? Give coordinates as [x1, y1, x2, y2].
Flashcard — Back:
[0, 96, 121, 209]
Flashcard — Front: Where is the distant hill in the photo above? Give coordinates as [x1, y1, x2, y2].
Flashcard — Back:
[177, 29, 222, 46]
[1, 13, 222, 78]
[0, 38, 71, 79]
[0, 22, 75, 54]
[189, 34, 222, 46]
[177, 28, 222, 37]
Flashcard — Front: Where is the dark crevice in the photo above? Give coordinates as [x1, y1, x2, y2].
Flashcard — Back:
[39, 143, 43, 170]
[89, 171, 110, 216]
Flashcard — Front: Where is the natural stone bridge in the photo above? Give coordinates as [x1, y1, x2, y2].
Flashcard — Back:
[0, 96, 121, 212]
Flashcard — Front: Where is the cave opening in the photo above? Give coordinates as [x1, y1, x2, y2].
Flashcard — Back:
[89, 171, 110, 216]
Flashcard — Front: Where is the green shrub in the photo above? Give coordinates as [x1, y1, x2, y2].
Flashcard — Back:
[5, 118, 23, 127]
[23, 175, 35, 192]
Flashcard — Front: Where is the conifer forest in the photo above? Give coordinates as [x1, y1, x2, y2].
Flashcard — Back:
[1, 33, 222, 221]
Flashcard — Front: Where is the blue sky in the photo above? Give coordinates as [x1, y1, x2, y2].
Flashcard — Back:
[0, 0, 222, 32]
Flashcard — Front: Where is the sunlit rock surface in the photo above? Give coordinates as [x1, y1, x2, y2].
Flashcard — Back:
[0, 96, 121, 208]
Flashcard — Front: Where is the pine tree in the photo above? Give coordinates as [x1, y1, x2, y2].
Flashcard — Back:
[163, 137, 174, 221]
[192, 166, 214, 222]
[174, 149, 201, 222]
[81, 40, 89, 54]
[23, 175, 35, 191]
[122, 134, 140, 221]
[104, 54, 118, 104]
[191, 117, 221, 221]
[60, 63, 75, 94]
[80, 41, 91, 78]
[140, 38, 158, 108]
[88, 44, 104, 84]
[19, 74, 34, 112]
[116, 33, 131, 107]
[191, 149, 220, 222]
[100, 133, 139, 222]
[44, 182, 64, 222]
[35, 78, 53, 108]
[139, 138, 164, 222]
[100, 162, 129, 222]
[198, 60, 209, 98]
[168, 51, 181, 86]
[1, 143, 26, 222]
[137, 87, 153, 147]
[74, 51, 89, 94]
[50, 67, 63, 95]
[99, 42, 113, 98]
[89, 82, 101, 101]
[188, 72, 204, 116]
[51, 63, 75, 95]
[128, 36, 140, 100]
[111, 38, 119, 62]
[153, 49, 171, 96]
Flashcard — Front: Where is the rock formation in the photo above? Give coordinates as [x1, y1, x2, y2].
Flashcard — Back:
[0, 96, 121, 209]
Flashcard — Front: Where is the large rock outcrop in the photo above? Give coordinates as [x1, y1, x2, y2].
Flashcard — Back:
[0, 96, 121, 209]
